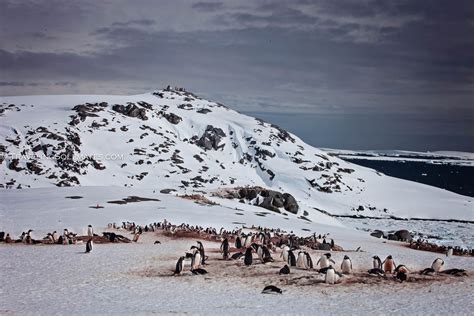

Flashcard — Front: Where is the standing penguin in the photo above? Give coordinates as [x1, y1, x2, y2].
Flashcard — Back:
[431, 258, 444, 272]
[173, 256, 185, 275]
[288, 250, 297, 267]
[281, 245, 290, 263]
[383, 255, 396, 273]
[372, 256, 382, 269]
[244, 247, 253, 266]
[196, 241, 206, 265]
[317, 253, 335, 269]
[325, 265, 337, 284]
[191, 248, 201, 270]
[304, 252, 314, 269]
[296, 251, 307, 269]
[87, 225, 94, 237]
[220, 238, 229, 259]
[341, 255, 352, 274]
[85, 238, 93, 253]
[244, 233, 253, 248]
[52, 231, 58, 243]
[235, 236, 242, 249]
[446, 247, 453, 257]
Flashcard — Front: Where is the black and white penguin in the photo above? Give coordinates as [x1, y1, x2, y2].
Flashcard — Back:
[261, 246, 274, 263]
[368, 268, 385, 277]
[383, 255, 396, 273]
[85, 238, 93, 253]
[235, 236, 242, 249]
[304, 252, 314, 269]
[317, 253, 335, 269]
[191, 248, 201, 270]
[372, 255, 382, 269]
[231, 252, 244, 260]
[191, 268, 208, 275]
[174, 256, 185, 275]
[288, 250, 297, 267]
[296, 251, 306, 269]
[279, 264, 290, 275]
[324, 265, 337, 284]
[244, 247, 253, 266]
[220, 238, 229, 259]
[395, 264, 409, 282]
[52, 231, 58, 243]
[446, 246, 453, 257]
[196, 241, 206, 265]
[87, 225, 94, 237]
[281, 245, 290, 263]
[431, 258, 444, 272]
[261, 285, 283, 294]
[341, 255, 352, 274]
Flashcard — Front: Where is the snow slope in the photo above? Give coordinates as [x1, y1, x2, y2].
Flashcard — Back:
[1, 88, 472, 222]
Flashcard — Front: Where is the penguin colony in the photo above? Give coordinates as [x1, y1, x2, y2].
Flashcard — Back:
[1, 220, 469, 291]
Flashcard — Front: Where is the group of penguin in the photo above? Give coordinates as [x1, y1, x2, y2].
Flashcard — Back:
[172, 236, 452, 292]
[173, 241, 209, 275]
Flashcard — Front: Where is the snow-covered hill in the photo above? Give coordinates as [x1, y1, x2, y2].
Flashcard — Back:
[1, 87, 472, 222]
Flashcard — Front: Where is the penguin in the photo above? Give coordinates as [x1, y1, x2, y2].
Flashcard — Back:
[235, 236, 242, 249]
[196, 241, 206, 265]
[191, 268, 208, 275]
[372, 256, 382, 269]
[220, 238, 229, 259]
[261, 246, 274, 263]
[191, 248, 201, 270]
[52, 231, 58, 243]
[383, 255, 396, 273]
[341, 255, 352, 274]
[287, 250, 296, 267]
[396, 270, 408, 282]
[244, 247, 253, 266]
[324, 265, 337, 284]
[261, 285, 283, 294]
[431, 258, 444, 272]
[244, 234, 253, 248]
[317, 253, 335, 269]
[174, 256, 184, 275]
[87, 225, 94, 237]
[368, 268, 385, 277]
[279, 264, 290, 275]
[446, 247, 453, 257]
[304, 252, 314, 269]
[281, 245, 290, 263]
[231, 252, 244, 260]
[85, 238, 93, 253]
[395, 264, 409, 274]
[154, 240, 161, 244]
[296, 251, 307, 269]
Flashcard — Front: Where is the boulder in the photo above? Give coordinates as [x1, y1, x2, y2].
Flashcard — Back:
[370, 230, 385, 238]
[395, 229, 412, 242]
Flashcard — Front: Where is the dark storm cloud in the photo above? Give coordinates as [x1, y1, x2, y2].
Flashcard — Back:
[0, 0, 473, 150]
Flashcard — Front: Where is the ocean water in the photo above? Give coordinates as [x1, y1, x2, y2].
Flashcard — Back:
[342, 158, 474, 197]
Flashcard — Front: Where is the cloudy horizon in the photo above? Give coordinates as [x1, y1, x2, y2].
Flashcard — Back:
[1, 0, 473, 151]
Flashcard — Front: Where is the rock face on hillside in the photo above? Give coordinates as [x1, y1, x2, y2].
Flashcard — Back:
[215, 187, 299, 214]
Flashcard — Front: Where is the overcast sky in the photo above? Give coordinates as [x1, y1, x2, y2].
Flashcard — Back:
[1, 0, 473, 151]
